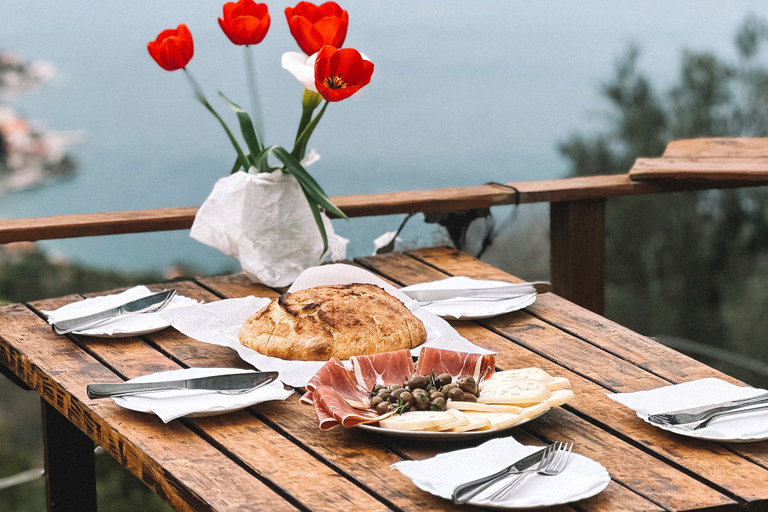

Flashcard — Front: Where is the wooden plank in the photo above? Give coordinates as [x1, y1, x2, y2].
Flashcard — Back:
[549, 199, 606, 314]
[359, 250, 768, 510]
[3, 174, 767, 244]
[0, 301, 298, 512]
[630, 156, 768, 181]
[663, 138, 768, 158]
[42, 400, 97, 512]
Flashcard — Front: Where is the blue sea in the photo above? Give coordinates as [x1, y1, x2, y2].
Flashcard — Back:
[4, 0, 768, 274]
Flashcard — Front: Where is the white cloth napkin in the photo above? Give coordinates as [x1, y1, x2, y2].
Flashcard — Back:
[113, 367, 293, 423]
[608, 378, 768, 440]
[43, 286, 198, 337]
[161, 264, 493, 387]
[400, 277, 537, 320]
[392, 437, 610, 508]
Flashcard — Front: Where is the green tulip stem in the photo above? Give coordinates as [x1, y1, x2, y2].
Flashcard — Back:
[243, 45, 265, 144]
[293, 100, 329, 161]
[183, 69, 249, 172]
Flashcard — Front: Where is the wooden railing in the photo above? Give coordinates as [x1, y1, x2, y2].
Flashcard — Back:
[3, 138, 768, 314]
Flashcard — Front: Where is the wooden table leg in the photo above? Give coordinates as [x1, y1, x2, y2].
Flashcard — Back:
[41, 399, 97, 512]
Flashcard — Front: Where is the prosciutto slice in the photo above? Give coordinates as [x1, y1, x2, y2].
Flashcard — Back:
[415, 347, 495, 382]
[305, 357, 369, 408]
[350, 349, 415, 392]
[305, 348, 496, 430]
[312, 385, 390, 430]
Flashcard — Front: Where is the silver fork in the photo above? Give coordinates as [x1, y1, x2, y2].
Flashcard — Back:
[676, 403, 768, 430]
[487, 442, 573, 501]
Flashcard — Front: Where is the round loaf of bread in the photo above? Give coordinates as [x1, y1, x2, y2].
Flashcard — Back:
[238, 283, 427, 361]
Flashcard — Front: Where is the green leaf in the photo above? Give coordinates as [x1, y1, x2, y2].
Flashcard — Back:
[265, 145, 347, 219]
[219, 92, 262, 166]
[304, 195, 329, 256]
[229, 155, 242, 174]
[292, 101, 329, 160]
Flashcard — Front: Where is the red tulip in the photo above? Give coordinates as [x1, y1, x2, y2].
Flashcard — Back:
[219, 0, 271, 46]
[314, 45, 373, 102]
[285, 2, 348, 56]
[147, 24, 194, 71]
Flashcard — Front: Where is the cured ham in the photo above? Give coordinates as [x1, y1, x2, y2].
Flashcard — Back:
[350, 349, 415, 392]
[305, 348, 496, 430]
[305, 357, 369, 408]
[415, 347, 495, 382]
[312, 385, 390, 430]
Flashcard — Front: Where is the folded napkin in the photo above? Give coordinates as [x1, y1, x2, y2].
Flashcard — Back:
[113, 367, 293, 423]
[400, 277, 536, 320]
[161, 264, 493, 387]
[392, 437, 610, 508]
[608, 378, 768, 440]
[43, 286, 198, 337]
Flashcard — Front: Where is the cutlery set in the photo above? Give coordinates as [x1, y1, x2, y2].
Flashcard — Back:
[452, 441, 573, 504]
[647, 392, 768, 430]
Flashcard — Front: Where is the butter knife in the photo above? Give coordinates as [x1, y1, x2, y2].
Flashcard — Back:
[647, 392, 768, 425]
[452, 446, 549, 504]
[87, 370, 279, 399]
[51, 289, 177, 335]
[403, 282, 550, 303]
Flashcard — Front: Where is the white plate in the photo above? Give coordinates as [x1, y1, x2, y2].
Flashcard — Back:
[639, 410, 768, 443]
[419, 294, 537, 320]
[356, 409, 546, 440]
[112, 368, 293, 422]
[44, 286, 198, 337]
[394, 441, 610, 509]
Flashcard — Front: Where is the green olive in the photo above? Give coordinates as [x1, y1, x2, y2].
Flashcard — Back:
[412, 389, 429, 410]
[446, 387, 465, 402]
[408, 375, 428, 390]
[458, 377, 478, 395]
[430, 397, 446, 411]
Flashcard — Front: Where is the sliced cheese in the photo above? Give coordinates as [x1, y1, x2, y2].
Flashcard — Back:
[378, 411, 455, 431]
[427, 409, 471, 431]
[518, 402, 551, 421]
[482, 368, 554, 385]
[446, 409, 492, 432]
[467, 411, 524, 431]
[547, 377, 571, 391]
[477, 379, 551, 405]
[447, 401, 524, 414]
[545, 388, 575, 407]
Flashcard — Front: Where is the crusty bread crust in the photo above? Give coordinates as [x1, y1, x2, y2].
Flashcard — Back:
[238, 283, 427, 361]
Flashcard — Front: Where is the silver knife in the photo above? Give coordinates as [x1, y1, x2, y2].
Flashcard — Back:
[647, 392, 768, 425]
[452, 446, 548, 504]
[402, 282, 550, 303]
[86, 370, 279, 399]
[52, 289, 177, 335]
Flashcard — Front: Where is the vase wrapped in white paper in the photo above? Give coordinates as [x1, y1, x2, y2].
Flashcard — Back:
[190, 169, 348, 287]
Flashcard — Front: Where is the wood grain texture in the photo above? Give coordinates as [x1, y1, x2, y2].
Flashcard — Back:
[549, 198, 606, 314]
[662, 138, 768, 158]
[359, 249, 768, 509]
[630, 156, 768, 181]
[3, 174, 767, 244]
[2, 298, 298, 512]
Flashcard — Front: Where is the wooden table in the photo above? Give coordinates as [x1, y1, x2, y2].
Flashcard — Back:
[2, 246, 768, 512]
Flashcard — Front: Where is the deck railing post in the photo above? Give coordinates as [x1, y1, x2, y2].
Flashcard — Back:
[550, 198, 606, 315]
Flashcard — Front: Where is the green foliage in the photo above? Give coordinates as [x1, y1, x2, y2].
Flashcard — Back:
[559, 15, 768, 387]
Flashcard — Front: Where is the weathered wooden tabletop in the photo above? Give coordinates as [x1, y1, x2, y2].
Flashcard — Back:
[1, 246, 767, 512]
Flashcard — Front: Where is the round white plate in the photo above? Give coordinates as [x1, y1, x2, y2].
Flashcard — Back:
[356, 409, 546, 440]
[112, 368, 292, 420]
[411, 449, 610, 509]
[639, 410, 768, 443]
[420, 293, 537, 320]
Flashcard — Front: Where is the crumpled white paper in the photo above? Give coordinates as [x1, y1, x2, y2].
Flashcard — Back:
[161, 264, 493, 387]
[43, 286, 198, 337]
[608, 378, 768, 441]
[399, 277, 537, 320]
[391, 437, 610, 508]
[113, 367, 294, 423]
[190, 169, 348, 288]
